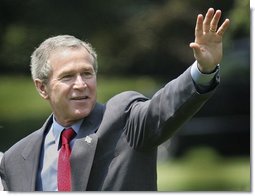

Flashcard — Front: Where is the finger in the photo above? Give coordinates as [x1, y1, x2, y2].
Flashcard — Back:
[189, 42, 202, 57]
[189, 42, 199, 49]
[195, 14, 203, 37]
[203, 8, 215, 33]
[210, 10, 221, 33]
[217, 18, 230, 36]
[189, 42, 202, 60]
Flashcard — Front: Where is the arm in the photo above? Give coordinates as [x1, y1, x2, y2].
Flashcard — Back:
[124, 8, 230, 150]
[0, 155, 7, 191]
[125, 67, 218, 149]
[0, 152, 4, 191]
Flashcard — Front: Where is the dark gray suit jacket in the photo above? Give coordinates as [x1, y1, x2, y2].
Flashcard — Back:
[0, 67, 219, 191]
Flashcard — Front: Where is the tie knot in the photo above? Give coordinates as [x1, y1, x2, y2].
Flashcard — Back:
[61, 128, 76, 145]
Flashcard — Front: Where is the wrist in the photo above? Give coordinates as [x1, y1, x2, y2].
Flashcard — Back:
[197, 62, 218, 74]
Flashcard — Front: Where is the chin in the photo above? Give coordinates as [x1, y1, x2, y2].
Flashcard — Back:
[73, 109, 92, 119]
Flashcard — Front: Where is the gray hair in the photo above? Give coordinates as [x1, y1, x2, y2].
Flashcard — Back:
[30, 35, 98, 83]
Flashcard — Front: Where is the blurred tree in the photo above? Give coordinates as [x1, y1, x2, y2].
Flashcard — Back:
[227, 0, 249, 39]
[0, 0, 246, 78]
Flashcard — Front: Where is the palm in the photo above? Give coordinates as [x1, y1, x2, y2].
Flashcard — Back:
[190, 8, 230, 73]
[194, 31, 223, 70]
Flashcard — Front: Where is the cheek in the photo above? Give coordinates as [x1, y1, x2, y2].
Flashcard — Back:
[91, 79, 97, 91]
[50, 85, 70, 103]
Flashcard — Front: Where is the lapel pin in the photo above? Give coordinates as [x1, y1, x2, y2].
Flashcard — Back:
[85, 136, 92, 144]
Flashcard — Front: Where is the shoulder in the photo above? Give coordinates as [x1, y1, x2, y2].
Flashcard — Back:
[100, 91, 149, 122]
[106, 91, 149, 110]
[108, 91, 148, 104]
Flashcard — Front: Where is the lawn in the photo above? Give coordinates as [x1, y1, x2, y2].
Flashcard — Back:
[0, 75, 160, 121]
[157, 147, 250, 191]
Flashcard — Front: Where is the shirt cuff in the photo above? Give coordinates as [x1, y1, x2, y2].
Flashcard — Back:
[190, 61, 219, 87]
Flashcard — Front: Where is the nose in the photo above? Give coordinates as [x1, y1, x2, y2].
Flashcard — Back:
[73, 74, 87, 89]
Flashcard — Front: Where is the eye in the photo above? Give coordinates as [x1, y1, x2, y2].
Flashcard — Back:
[82, 71, 95, 79]
[60, 74, 73, 81]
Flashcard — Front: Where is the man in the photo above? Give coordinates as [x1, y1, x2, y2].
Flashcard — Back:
[0, 8, 230, 191]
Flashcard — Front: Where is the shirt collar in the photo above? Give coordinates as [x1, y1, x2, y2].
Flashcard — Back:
[52, 116, 83, 149]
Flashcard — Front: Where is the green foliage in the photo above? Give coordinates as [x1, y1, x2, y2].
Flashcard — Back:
[227, 0, 250, 39]
[0, 0, 248, 77]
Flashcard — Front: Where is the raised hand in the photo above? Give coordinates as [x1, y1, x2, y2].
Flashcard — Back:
[189, 8, 230, 73]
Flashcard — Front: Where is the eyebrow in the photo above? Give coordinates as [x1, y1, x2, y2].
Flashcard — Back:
[58, 67, 94, 77]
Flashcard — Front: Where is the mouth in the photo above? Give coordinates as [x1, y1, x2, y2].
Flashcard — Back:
[70, 96, 89, 101]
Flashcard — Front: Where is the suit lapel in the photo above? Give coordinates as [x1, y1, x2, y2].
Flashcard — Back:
[70, 133, 98, 191]
[70, 103, 105, 191]
[21, 116, 53, 191]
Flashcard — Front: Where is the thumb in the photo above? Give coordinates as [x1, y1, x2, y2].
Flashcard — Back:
[189, 42, 202, 58]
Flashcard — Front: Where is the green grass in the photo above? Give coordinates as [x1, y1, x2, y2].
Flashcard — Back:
[0, 76, 51, 120]
[0, 75, 160, 121]
[97, 75, 160, 102]
[157, 147, 250, 191]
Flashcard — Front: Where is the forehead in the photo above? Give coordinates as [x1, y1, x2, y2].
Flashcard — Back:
[48, 47, 94, 70]
[49, 46, 93, 62]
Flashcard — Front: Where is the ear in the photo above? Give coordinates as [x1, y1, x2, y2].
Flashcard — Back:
[34, 79, 49, 99]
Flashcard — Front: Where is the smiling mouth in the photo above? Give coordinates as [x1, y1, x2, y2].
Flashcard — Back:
[71, 96, 89, 100]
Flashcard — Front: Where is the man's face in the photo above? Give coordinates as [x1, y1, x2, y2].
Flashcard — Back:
[41, 47, 97, 126]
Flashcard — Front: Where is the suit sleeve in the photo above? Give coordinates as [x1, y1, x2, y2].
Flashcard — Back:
[124, 66, 219, 150]
[0, 155, 8, 191]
